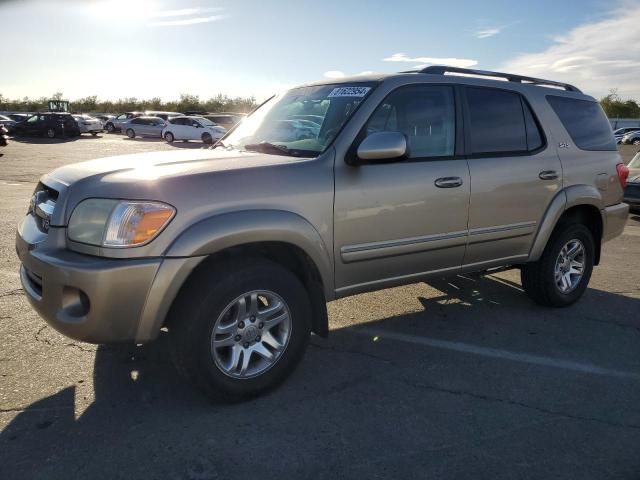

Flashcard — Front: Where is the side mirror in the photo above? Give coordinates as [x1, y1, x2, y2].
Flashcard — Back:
[356, 131, 407, 163]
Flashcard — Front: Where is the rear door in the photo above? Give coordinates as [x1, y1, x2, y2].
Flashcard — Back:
[462, 86, 562, 267]
[170, 118, 187, 138]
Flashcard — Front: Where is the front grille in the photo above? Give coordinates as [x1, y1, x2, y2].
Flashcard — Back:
[29, 182, 59, 233]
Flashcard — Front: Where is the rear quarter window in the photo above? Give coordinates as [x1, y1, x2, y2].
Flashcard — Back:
[547, 96, 616, 151]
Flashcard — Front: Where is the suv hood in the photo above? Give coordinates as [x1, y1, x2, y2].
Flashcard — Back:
[42, 148, 312, 226]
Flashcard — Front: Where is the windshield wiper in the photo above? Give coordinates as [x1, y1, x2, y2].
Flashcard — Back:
[243, 142, 295, 156]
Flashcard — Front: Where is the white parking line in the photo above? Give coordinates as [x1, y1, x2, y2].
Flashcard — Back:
[354, 327, 640, 382]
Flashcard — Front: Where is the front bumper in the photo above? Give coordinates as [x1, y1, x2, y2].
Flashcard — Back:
[16, 222, 162, 343]
[16, 214, 204, 344]
[602, 202, 630, 242]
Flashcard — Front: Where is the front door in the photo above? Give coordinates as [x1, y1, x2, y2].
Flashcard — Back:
[333, 84, 470, 296]
[461, 86, 562, 267]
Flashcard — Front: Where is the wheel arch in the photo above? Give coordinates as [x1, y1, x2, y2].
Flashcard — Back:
[529, 185, 604, 264]
[136, 210, 333, 342]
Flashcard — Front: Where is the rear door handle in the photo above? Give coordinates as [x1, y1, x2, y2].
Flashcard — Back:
[539, 170, 558, 180]
[435, 177, 463, 188]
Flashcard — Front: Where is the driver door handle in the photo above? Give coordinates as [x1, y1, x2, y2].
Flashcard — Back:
[435, 177, 463, 188]
[539, 170, 559, 180]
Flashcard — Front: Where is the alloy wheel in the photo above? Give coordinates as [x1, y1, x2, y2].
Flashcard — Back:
[554, 239, 585, 293]
[211, 290, 292, 379]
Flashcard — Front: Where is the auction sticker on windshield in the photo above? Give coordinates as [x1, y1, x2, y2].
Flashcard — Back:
[328, 86, 371, 98]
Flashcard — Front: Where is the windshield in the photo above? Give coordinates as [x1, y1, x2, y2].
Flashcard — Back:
[223, 82, 376, 156]
[629, 152, 640, 168]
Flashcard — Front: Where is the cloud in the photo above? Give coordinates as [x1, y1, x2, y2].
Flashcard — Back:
[501, 7, 640, 98]
[474, 27, 501, 39]
[383, 53, 478, 68]
[152, 7, 223, 18]
[150, 14, 226, 27]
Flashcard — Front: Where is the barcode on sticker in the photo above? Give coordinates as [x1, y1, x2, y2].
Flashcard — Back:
[328, 86, 371, 98]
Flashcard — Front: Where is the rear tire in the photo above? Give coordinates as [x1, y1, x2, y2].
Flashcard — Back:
[521, 223, 594, 307]
[126, 128, 135, 139]
[105, 123, 115, 133]
[164, 131, 174, 143]
[46, 128, 55, 139]
[91, 132, 98, 137]
[633, 139, 640, 146]
[168, 257, 312, 402]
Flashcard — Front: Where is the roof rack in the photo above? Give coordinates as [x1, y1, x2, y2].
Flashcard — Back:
[414, 65, 581, 93]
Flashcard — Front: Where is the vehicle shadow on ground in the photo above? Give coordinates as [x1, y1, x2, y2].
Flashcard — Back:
[9, 135, 103, 144]
[2, 275, 640, 479]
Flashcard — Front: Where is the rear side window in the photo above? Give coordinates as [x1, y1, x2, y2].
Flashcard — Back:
[547, 96, 616, 151]
[465, 87, 543, 155]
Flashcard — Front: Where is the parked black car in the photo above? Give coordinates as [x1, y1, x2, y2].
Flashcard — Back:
[13, 113, 81, 139]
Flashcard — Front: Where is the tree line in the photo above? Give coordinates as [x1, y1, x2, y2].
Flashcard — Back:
[1, 89, 639, 118]
[600, 90, 640, 119]
[0, 93, 258, 114]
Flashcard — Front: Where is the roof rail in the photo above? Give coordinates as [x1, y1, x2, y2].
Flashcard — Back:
[416, 65, 581, 93]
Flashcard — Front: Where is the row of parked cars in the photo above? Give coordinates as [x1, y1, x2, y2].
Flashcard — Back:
[614, 127, 640, 145]
[0, 110, 246, 144]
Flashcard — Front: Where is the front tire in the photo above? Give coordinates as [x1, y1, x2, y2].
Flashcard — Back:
[168, 258, 312, 402]
[126, 128, 135, 139]
[46, 128, 56, 139]
[521, 223, 594, 307]
[164, 131, 174, 143]
[105, 123, 115, 133]
[202, 132, 213, 144]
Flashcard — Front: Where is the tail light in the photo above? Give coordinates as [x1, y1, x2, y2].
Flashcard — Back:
[616, 163, 630, 189]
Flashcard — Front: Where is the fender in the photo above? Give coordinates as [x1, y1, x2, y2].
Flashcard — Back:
[165, 209, 334, 297]
[529, 184, 603, 262]
[135, 210, 334, 343]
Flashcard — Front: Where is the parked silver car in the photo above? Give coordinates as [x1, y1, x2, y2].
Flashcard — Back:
[123, 116, 166, 139]
[16, 66, 629, 401]
[104, 112, 144, 133]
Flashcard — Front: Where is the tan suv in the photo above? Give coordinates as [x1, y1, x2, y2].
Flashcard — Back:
[16, 66, 630, 400]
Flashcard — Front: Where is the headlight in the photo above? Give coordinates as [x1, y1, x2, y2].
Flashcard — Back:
[68, 199, 175, 247]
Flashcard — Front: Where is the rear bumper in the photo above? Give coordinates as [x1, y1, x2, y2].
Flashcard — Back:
[602, 202, 630, 242]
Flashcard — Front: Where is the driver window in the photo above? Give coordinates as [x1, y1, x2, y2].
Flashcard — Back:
[366, 85, 455, 159]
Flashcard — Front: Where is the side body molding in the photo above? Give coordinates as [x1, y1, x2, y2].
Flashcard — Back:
[165, 209, 334, 298]
[528, 184, 603, 262]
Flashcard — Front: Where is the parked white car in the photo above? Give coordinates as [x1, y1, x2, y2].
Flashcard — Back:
[73, 114, 103, 136]
[162, 116, 226, 144]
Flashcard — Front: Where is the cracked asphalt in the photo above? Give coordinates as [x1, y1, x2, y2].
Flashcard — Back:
[1, 136, 639, 479]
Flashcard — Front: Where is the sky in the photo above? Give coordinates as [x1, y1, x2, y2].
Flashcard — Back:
[1, 0, 639, 102]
